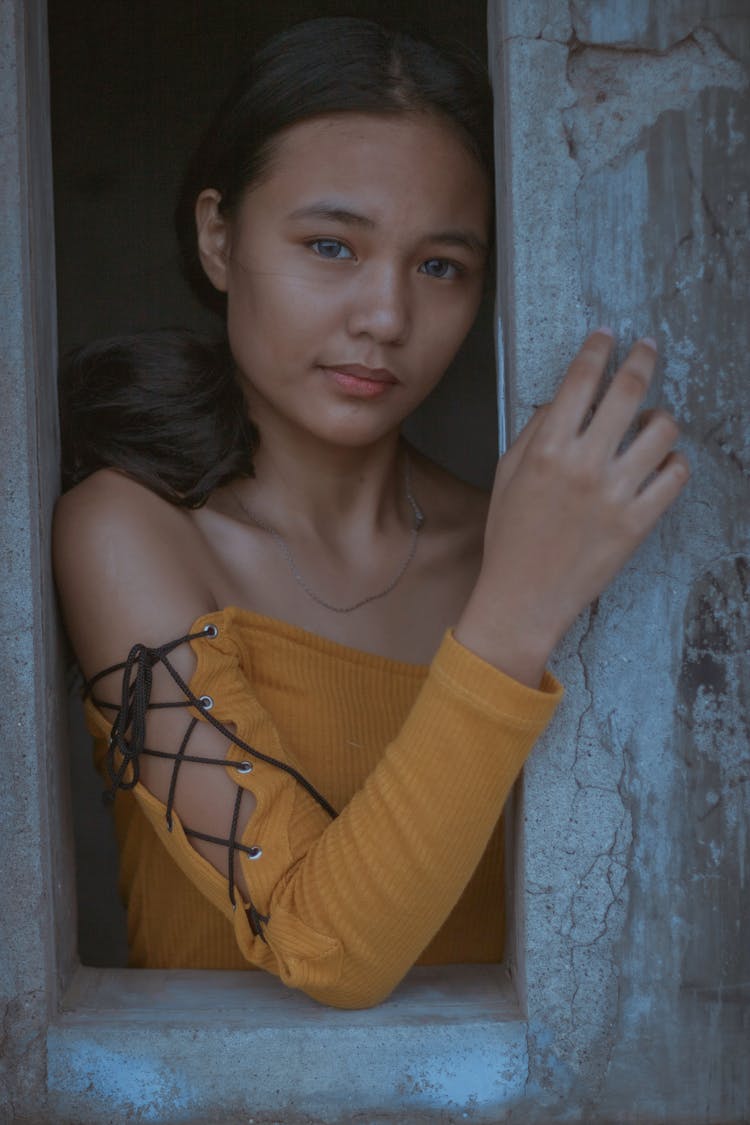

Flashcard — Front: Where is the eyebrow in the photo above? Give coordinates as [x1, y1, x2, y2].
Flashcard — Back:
[429, 230, 489, 257]
[286, 201, 488, 257]
[287, 203, 375, 229]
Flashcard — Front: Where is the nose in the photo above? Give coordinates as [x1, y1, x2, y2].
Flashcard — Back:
[345, 262, 411, 345]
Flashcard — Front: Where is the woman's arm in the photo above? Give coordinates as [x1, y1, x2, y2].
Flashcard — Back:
[455, 332, 689, 683]
[54, 468, 262, 899]
[54, 471, 560, 1008]
[53, 333, 687, 1008]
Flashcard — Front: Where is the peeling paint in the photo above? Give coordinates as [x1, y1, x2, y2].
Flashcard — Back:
[47, 1020, 529, 1123]
[2, 0, 748, 1121]
[49, 1040, 192, 1121]
[507, 1, 749, 1120]
[571, 0, 710, 52]
[562, 28, 747, 177]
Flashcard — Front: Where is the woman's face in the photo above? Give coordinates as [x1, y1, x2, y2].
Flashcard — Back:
[199, 111, 491, 449]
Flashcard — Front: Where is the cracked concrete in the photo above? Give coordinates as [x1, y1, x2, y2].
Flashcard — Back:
[570, 0, 741, 53]
[496, 0, 749, 1119]
[1, 0, 748, 1120]
[563, 28, 747, 177]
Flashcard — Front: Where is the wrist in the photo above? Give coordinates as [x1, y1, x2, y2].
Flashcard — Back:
[454, 593, 556, 689]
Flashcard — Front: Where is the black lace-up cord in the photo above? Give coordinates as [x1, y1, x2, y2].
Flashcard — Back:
[183, 826, 259, 855]
[180, 820, 269, 940]
[246, 901, 271, 941]
[165, 716, 197, 832]
[93, 699, 190, 713]
[90, 630, 337, 820]
[227, 786, 243, 909]
[104, 643, 153, 797]
[91, 626, 336, 929]
[140, 745, 253, 769]
[156, 648, 338, 820]
[83, 630, 206, 694]
[91, 630, 205, 803]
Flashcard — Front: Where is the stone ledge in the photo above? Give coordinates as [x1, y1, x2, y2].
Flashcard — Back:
[48, 965, 528, 1123]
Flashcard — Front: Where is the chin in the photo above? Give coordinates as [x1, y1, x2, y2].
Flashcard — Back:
[293, 401, 410, 448]
[314, 420, 402, 449]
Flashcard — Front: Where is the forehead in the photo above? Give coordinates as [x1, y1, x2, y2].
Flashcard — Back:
[242, 112, 490, 231]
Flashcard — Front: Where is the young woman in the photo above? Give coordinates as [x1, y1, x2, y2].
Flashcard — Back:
[53, 18, 689, 1009]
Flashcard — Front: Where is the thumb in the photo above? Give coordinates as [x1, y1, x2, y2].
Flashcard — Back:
[495, 404, 549, 487]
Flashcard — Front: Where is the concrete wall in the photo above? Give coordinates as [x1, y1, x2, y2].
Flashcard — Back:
[0, 0, 748, 1121]
[0, 0, 77, 1115]
[494, 0, 749, 1118]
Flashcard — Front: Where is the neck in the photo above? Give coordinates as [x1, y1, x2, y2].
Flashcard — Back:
[237, 411, 409, 542]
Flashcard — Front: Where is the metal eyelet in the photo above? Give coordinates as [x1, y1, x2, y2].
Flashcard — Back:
[247, 847, 263, 860]
[235, 761, 253, 774]
[198, 694, 214, 711]
[203, 623, 218, 638]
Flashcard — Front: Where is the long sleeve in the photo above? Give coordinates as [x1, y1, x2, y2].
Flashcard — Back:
[85, 609, 562, 1008]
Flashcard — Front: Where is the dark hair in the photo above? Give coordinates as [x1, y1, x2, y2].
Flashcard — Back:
[175, 17, 494, 314]
[62, 19, 493, 506]
[59, 330, 256, 507]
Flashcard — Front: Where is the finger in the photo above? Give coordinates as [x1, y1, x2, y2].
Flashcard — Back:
[636, 408, 658, 430]
[495, 404, 550, 484]
[585, 338, 658, 458]
[631, 450, 691, 528]
[546, 329, 615, 437]
[616, 409, 680, 496]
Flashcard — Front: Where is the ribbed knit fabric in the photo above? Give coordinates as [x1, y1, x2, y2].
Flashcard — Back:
[86, 608, 562, 1008]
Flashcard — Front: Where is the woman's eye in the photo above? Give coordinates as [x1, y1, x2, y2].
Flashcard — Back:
[419, 258, 462, 280]
[309, 238, 354, 260]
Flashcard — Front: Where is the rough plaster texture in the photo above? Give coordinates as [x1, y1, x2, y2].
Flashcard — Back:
[493, 0, 749, 1119]
[0, 0, 73, 1118]
[46, 968, 527, 1124]
[1, 0, 748, 1121]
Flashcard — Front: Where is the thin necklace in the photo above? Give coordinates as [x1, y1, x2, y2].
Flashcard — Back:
[232, 454, 425, 614]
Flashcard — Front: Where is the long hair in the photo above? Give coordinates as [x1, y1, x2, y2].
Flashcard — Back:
[61, 18, 494, 506]
[59, 330, 256, 507]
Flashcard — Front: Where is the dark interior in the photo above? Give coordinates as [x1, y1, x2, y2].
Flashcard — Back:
[48, 0, 495, 966]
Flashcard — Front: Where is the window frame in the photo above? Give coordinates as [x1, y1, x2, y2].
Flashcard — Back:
[0, 0, 547, 1120]
[6, 0, 746, 1120]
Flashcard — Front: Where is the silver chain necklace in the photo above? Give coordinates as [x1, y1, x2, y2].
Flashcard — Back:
[232, 455, 425, 614]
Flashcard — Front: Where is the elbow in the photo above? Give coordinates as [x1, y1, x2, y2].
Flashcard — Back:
[269, 932, 404, 1010]
[262, 904, 411, 1010]
[302, 973, 399, 1011]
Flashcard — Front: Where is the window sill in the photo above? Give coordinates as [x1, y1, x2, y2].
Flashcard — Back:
[48, 964, 528, 1121]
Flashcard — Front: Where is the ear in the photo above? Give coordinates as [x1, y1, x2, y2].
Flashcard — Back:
[195, 189, 230, 293]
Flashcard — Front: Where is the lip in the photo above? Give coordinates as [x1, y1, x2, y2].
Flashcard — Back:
[319, 363, 398, 399]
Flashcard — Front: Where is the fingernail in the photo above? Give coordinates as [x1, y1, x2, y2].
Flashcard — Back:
[594, 325, 614, 337]
[641, 337, 658, 351]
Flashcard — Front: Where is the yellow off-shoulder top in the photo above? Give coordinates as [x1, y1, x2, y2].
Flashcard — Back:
[85, 608, 562, 1008]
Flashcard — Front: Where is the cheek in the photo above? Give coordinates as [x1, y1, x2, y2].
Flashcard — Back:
[226, 273, 340, 374]
[417, 289, 483, 365]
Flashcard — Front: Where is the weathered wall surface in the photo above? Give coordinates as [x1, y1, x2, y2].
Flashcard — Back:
[1, 0, 747, 1121]
[0, 0, 76, 1118]
[493, 0, 749, 1119]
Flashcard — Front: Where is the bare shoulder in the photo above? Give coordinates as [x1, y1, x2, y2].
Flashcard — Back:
[53, 469, 214, 680]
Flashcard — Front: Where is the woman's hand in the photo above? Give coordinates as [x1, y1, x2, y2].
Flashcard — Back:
[454, 330, 691, 686]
